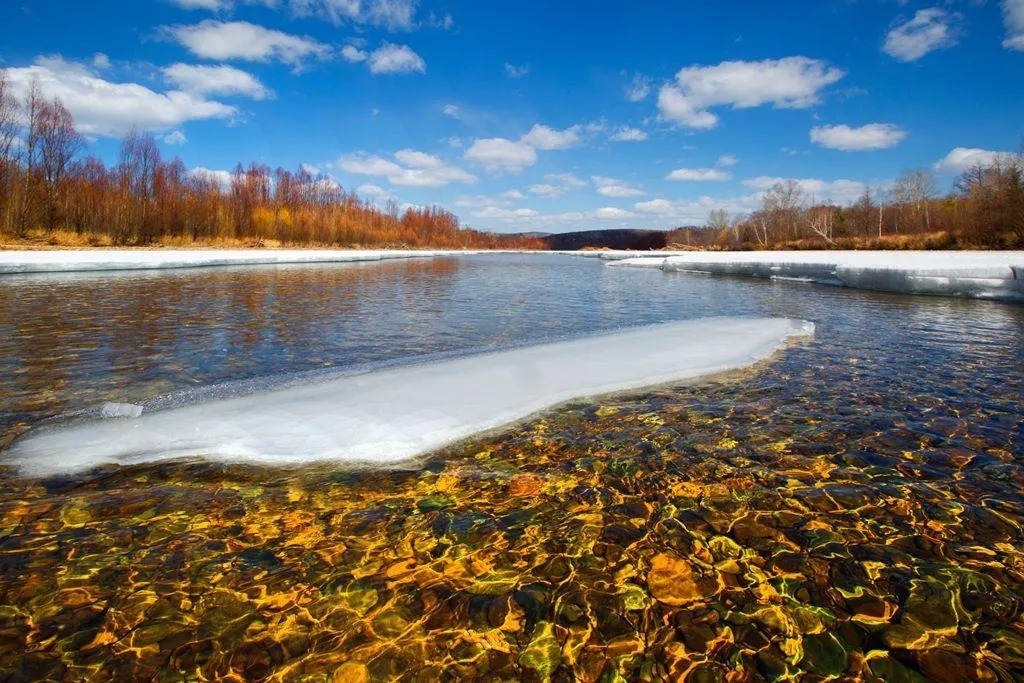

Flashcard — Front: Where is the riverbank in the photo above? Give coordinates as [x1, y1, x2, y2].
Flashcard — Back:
[0, 248, 488, 275]
[590, 250, 1024, 302]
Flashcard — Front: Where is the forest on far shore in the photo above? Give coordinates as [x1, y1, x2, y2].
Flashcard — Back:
[0, 76, 545, 250]
[1, 73, 1021, 252]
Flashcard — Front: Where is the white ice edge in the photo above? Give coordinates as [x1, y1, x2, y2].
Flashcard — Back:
[4, 316, 814, 477]
[0, 249, 495, 275]
[603, 251, 1024, 302]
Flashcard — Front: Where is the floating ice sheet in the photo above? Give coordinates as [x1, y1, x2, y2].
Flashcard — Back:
[4, 317, 813, 477]
[605, 250, 1024, 302]
[0, 248, 481, 275]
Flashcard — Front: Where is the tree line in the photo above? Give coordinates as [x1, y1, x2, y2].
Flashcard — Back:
[0, 75, 545, 250]
[671, 154, 1024, 251]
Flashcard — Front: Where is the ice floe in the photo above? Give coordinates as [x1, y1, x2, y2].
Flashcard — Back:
[604, 251, 1024, 302]
[4, 317, 813, 477]
[0, 249, 481, 275]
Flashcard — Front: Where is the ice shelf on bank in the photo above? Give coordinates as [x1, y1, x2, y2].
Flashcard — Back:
[5, 317, 813, 477]
[603, 250, 1024, 302]
[0, 248, 481, 275]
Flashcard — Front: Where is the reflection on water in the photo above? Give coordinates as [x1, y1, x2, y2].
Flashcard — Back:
[0, 254, 1023, 680]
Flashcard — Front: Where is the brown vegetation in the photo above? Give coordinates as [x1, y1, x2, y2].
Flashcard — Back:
[0, 75, 545, 251]
[669, 158, 1024, 251]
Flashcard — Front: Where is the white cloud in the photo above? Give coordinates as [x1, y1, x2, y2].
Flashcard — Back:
[545, 173, 586, 187]
[1003, 0, 1024, 50]
[165, 20, 331, 66]
[92, 53, 111, 69]
[504, 63, 529, 78]
[883, 9, 959, 62]
[367, 43, 426, 74]
[464, 138, 538, 173]
[626, 74, 651, 102]
[339, 149, 476, 187]
[658, 57, 844, 129]
[521, 124, 581, 150]
[341, 45, 368, 62]
[3, 55, 236, 137]
[528, 183, 566, 199]
[163, 63, 272, 99]
[190, 166, 233, 189]
[633, 194, 762, 224]
[442, 103, 459, 118]
[290, 0, 419, 31]
[933, 147, 1013, 173]
[743, 176, 870, 203]
[455, 191, 524, 208]
[716, 154, 738, 167]
[355, 183, 393, 200]
[161, 130, 188, 145]
[666, 167, 732, 182]
[609, 126, 648, 142]
[810, 123, 906, 151]
[168, 0, 234, 10]
[474, 206, 539, 219]
[593, 176, 644, 198]
[593, 207, 635, 219]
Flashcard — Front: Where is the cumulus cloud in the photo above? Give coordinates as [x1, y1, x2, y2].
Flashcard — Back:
[666, 167, 732, 182]
[527, 183, 566, 199]
[933, 147, 1013, 173]
[290, 0, 419, 31]
[504, 62, 529, 78]
[340, 42, 425, 73]
[355, 183, 394, 201]
[716, 154, 738, 167]
[593, 207, 634, 219]
[190, 166, 234, 189]
[743, 176, 870, 204]
[340, 45, 368, 62]
[658, 57, 844, 129]
[464, 138, 538, 173]
[455, 191, 525, 208]
[165, 20, 332, 66]
[3, 55, 236, 137]
[810, 123, 906, 151]
[474, 206, 539, 219]
[625, 74, 651, 102]
[883, 9, 959, 62]
[339, 149, 476, 187]
[167, 0, 235, 10]
[592, 176, 644, 198]
[521, 124, 581, 150]
[162, 130, 188, 145]
[609, 126, 648, 142]
[545, 173, 587, 187]
[163, 63, 272, 99]
[367, 43, 426, 74]
[1003, 0, 1024, 50]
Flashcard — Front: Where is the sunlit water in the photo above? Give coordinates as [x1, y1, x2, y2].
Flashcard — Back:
[0, 253, 1022, 680]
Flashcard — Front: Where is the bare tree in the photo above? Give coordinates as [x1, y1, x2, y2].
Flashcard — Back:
[892, 169, 936, 232]
[36, 97, 84, 229]
[762, 180, 806, 241]
[0, 72, 21, 228]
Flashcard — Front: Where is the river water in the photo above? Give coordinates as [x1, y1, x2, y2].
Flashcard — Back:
[0, 253, 1022, 680]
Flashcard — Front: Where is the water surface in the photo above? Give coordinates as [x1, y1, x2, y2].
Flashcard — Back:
[0, 254, 1022, 680]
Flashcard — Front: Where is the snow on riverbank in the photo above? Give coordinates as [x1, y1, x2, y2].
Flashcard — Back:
[601, 250, 1024, 302]
[0, 248, 484, 275]
[5, 317, 812, 476]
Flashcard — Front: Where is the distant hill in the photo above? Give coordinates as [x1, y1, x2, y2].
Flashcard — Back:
[544, 229, 668, 251]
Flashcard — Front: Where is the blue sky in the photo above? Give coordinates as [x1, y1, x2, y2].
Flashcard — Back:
[2, 1, 1023, 233]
